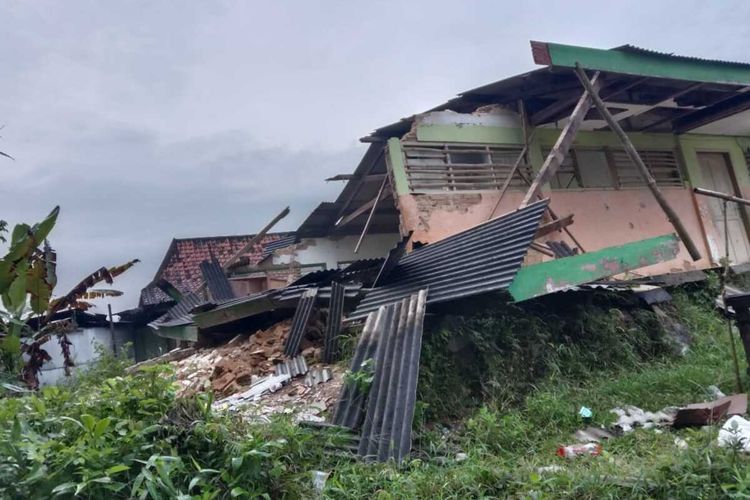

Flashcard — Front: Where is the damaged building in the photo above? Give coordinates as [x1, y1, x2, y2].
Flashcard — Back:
[126, 41, 750, 462]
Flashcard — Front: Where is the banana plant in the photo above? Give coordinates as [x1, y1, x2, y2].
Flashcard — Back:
[0, 207, 139, 388]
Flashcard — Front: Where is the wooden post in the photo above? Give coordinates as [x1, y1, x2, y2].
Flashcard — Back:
[574, 64, 702, 262]
[520, 72, 600, 207]
[107, 303, 117, 356]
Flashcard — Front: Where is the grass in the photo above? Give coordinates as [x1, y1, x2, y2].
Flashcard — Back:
[322, 285, 750, 498]
[2, 280, 749, 498]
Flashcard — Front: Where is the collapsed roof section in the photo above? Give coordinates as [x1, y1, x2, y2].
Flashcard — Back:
[140, 232, 295, 307]
[296, 143, 400, 239]
[366, 42, 750, 140]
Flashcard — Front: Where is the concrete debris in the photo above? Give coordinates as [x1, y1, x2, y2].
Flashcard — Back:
[707, 385, 727, 400]
[610, 405, 677, 432]
[126, 346, 197, 373]
[172, 319, 305, 397]
[213, 373, 291, 409]
[537, 465, 565, 474]
[718, 415, 750, 452]
[215, 366, 344, 424]
[674, 437, 689, 450]
[455, 452, 468, 462]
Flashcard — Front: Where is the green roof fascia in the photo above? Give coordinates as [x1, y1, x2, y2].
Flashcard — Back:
[536, 42, 750, 86]
[152, 324, 198, 342]
[508, 233, 680, 302]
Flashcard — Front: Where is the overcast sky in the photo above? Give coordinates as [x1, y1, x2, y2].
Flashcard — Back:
[2, 0, 750, 312]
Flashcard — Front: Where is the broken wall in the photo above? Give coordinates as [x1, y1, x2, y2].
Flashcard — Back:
[267, 233, 401, 270]
[387, 110, 750, 273]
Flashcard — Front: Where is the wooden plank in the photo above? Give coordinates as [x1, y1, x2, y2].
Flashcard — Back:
[574, 64, 702, 262]
[335, 190, 393, 229]
[222, 206, 290, 271]
[534, 214, 574, 239]
[326, 173, 387, 182]
[520, 72, 601, 207]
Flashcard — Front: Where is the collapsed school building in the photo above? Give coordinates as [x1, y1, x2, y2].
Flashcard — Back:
[124, 42, 750, 462]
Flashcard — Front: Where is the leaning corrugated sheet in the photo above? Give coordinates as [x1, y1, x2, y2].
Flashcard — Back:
[332, 312, 380, 429]
[283, 287, 318, 357]
[349, 199, 549, 320]
[323, 281, 345, 363]
[356, 290, 428, 463]
[199, 258, 235, 302]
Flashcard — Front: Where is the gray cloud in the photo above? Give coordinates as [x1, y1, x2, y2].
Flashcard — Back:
[2, 0, 750, 311]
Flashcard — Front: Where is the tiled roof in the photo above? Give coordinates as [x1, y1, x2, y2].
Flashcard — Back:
[140, 232, 294, 307]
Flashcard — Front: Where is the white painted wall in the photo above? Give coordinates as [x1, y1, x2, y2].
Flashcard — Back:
[271, 233, 400, 269]
[37, 327, 131, 386]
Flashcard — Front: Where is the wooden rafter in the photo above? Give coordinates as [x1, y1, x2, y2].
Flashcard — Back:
[520, 72, 601, 207]
[335, 189, 393, 229]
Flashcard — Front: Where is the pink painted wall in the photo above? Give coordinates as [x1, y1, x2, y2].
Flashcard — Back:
[397, 187, 714, 276]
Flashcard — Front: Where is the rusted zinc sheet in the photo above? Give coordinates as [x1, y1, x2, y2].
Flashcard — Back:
[357, 290, 427, 463]
[508, 233, 680, 302]
[349, 200, 549, 320]
[283, 287, 318, 357]
[323, 281, 345, 363]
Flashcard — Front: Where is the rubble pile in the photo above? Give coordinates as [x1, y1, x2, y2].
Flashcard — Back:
[172, 319, 320, 397]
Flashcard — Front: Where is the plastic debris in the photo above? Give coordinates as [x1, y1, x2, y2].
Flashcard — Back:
[455, 452, 468, 462]
[718, 415, 750, 452]
[310, 470, 330, 495]
[610, 405, 676, 432]
[537, 465, 565, 474]
[707, 385, 727, 400]
[674, 437, 689, 450]
[557, 443, 602, 458]
[579, 406, 593, 420]
[574, 426, 615, 443]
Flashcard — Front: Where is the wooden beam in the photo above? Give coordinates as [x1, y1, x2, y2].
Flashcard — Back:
[574, 64, 702, 261]
[694, 187, 750, 207]
[530, 77, 648, 126]
[673, 90, 750, 134]
[336, 146, 385, 220]
[335, 190, 393, 229]
[222, 206, 290, 271]
[520, 72, 600, 207]
[325, 173, 387, 182]
[595, 83, 704, 132]
[534, 214, 574, 239]
[641, 85, 750, 132]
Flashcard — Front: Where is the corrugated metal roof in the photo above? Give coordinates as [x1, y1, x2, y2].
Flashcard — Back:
[356, 290, 427, 463]
[323, 281, 345, 363]
[260, 235, 297, 260]
[349, 200, 549, 320]
[283, 288, 318, 357]
[615, 45, 750, 69]
[199, 258, 235, 302]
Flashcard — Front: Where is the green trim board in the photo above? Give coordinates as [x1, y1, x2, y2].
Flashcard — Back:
[152, 324, 198, 343]
[534, 41, 750, 86]
[387, 138, 410, 195]
[508, 234, 680, 302]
